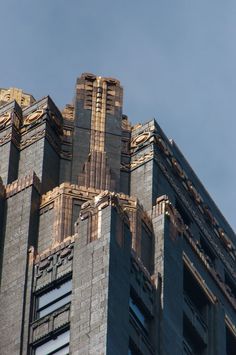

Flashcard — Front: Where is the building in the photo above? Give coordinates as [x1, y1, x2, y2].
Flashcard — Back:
[0, 73, 235, 355]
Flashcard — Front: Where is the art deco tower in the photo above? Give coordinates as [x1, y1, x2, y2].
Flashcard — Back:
[0, 74, 235, 355]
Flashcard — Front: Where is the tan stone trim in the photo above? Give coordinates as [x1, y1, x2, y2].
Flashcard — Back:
[131, 120, 235, 257]
[5, 172, 41, 198]
[35, 235, 75, 263]
[0, 132, 11, 146]
[40, 183, 102, 207]
[225, 314, 236, 338]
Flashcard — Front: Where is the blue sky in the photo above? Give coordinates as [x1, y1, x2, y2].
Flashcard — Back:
[1, 0, 235, 230]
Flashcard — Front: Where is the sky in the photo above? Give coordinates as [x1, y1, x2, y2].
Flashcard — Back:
[0, 0, 235, 231]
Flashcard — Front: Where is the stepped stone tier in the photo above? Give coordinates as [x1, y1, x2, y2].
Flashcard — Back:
[0, 73, 235, 355]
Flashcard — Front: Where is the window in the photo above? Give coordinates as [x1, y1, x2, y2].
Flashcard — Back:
[128, 339, 142, 355]
[36, 279, 72, 319]
[129, 295, 148, 332]
[34, 329, 70, 355]
[183, 266, 209, 320]
[175, 200, 192, 226]
[183, 315, 205, 355]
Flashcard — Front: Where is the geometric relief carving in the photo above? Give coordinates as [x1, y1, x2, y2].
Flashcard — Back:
[130, 150, 154, 169]
[34, 241, 74, 291]
[153, 133, 235, 256]
[0, 112, 11, 130]
[53, 307, 70, 330]
[20, 129, 45, 149]
[155, 155, 236, 278]
[134, 119, 236, 258]
[31, 305, 70, 343]
[131, 125, 235, 262]
[32, 320, 50, 342]
[78, 150, 116, 191]
[0, 87, 35, 107]
[24, 109, 44, 126]
[80, 190, 117, 221]
[0, 132, 11, 145]
[154, 195, 185, 241]
[131, 132, 150, 148]
[56, 247, 73, 279]
[79, 190, 129, 243]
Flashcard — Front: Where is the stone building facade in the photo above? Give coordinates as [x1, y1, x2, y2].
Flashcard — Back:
[0, 73, 235, 355]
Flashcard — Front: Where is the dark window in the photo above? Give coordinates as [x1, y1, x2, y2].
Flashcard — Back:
[183, 266, 209, 320]
[128, 339, 143, 355]
[129, 295, 149, 332]
[183, 315, 205, 355]
[36, 279, 72, 319]
[141, 225, 153, 273]
[175, 200, 192, 226]
[34, 329, 70, 355]
[226, 325, 236, 355]
[128, 346, 142, 355]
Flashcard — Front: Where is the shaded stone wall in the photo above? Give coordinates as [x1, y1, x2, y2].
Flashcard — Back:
[0, 174, 40, 354]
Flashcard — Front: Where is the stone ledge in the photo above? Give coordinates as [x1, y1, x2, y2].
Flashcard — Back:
[5, 172, 41, 198]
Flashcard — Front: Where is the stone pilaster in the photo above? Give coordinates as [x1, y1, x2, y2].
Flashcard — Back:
[70, 191, 131, 354]
[0, 173, 40, 355]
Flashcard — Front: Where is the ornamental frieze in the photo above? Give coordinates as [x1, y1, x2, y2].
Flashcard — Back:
[80, 190, 116, 220]
[131, 132, 151, 148]
[130, 150, 154, 169]
[155, 155, 236, 277]
[20, 129, 45, 149]
[0, 111, 22, 132]
[0, 113, 11, 130]
[0, 132, 11, 145]
[24, 109, 44, 126]
[131, 126, 235, 259]
[34, 238, 74, 291]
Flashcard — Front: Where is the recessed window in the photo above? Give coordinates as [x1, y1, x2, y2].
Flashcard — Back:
[36, 279, 72, 319]
[183, 266, 209, 320]
[183, 315, 205, 355]
[129, 295, 148, 332]
[128, 339, 142, 355]
[128, 345, 141, 355]
[34, 329, 70, 355]
[176, 200, 192, 226]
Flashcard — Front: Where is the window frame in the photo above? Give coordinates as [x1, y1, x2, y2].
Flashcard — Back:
[129, 291, 150, 334]
[33, 327, 70, 355]
[34, 275, 72, 320]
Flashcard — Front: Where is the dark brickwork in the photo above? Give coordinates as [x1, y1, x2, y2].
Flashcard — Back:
[106, 209, 131, 355]
[0, 74, 235, 355]
[0, 101, 21, 184]
[0, 175, 40, 354]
